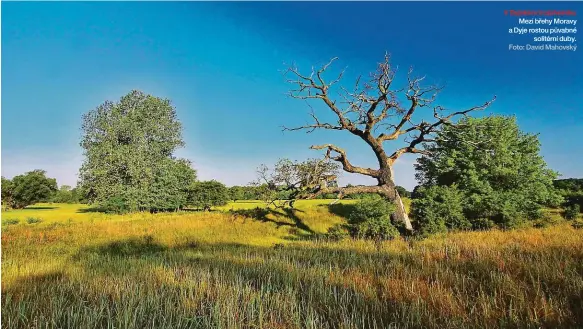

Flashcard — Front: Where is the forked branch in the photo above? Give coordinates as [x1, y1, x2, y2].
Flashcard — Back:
[310, 144, 379, 177]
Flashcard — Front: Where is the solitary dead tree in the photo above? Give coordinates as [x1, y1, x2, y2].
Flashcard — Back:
[283, 54, 495, 231]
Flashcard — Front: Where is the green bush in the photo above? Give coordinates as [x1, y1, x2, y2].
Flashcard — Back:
[316, 193, 339, 200]
[532, 214, 561, 228]
[2, 218, 20, 226]
[415, 116, 563, 232]
[324, 224, 351, 241]
[4, 170, 57, 209]
[563, 204, 580, 220]
[411, 185, 470, 235]
[26, 217, 42, 224]
[101, 196, 130, 214]
[347, 195, 399, 240]
[189, 180, 229, 211]
[472, 218, 495, 231]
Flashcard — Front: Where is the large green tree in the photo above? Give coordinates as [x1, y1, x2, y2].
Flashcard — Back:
[189, 180, 229, 211]
[413, 115, 563, 232]
[4, 170, 58, 209]
[79, 90, 196, 212]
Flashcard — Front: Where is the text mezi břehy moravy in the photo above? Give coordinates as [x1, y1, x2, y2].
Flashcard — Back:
[508, 16, 578, 52]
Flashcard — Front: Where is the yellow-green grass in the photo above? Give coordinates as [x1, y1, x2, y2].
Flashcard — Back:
[1, 201, 582, 329]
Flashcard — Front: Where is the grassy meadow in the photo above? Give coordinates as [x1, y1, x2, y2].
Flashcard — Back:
[1, 200, 583, 328]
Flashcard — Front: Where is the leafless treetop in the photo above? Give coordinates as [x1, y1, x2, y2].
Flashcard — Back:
[282, 54, 496, 175]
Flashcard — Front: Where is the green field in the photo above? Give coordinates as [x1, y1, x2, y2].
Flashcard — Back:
[2, 200, 582, 328]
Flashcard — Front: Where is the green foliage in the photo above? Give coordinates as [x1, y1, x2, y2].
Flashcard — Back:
[341, 186, 409, 200]
[228, 186, 245, 201]
[68, 186, 89, 204]
[347, 195, 399, 240]
[227, 185, 282, 201]
[553, 178, 583, 192]
[472, 218, 496, 231]
[78, 90, 196, 213]
[50, 186, 88, 204]
[411, 185, 470, 235]
[26, 217, 42, 224]
[243, 186, 262, 200]
[344, 192, 375, 200]
[51, 185, 81, 204]
[2, 218, 20, 226]
[563, 204, 581, 220]
[100, 196, 131, 214]
[395, 186, 411, 198]
[322, 223, 351, 241]
[227, 184, 307, 202]
[189, 180, 229, 210]
[4, 170, 58, 209]
[414, 116, 563, 231]
[554, 178, 583, 211]
[275, 189, 294, 200]
[564, 193, 583, 209]
[146, 158, 197, 212]
[572, 218, 583, 229]
[2, 176, 15, 209]
[532, 214, 561, 228]
[315, 193, 339, 200]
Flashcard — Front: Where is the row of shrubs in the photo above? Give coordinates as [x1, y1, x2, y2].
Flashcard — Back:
[2, 217, 43, 226]
[320, 195, 583, 242]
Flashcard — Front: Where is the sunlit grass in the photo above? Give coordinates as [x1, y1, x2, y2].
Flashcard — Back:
[1, 201, 582, 328]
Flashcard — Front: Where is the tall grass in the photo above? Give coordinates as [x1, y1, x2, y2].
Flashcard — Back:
[2, 201, 582, 328]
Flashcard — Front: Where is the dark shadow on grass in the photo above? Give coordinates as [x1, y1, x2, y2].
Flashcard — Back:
[76, 207, 106, 213]
[23, 206, 59, 210]
[180, 208, 224, 213]
[228, 207, 313, 234]
[2, 271, 68, 298]
[282, 208, 313, 233]
[178, 207, 204, 212]
[327, 203, 357, 219]
[73, 235, 167, 259]
[77, 207, 218, 214]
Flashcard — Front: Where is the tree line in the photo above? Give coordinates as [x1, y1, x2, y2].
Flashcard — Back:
[227, 184, 410, 202]
[2, 54, 581, 238]
[0, 169, 412, 210]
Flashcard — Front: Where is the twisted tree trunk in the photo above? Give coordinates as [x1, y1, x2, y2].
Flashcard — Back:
[378, 184, 412, 231]
[377, 165, 413, 231]
[392, 191, 411, 230]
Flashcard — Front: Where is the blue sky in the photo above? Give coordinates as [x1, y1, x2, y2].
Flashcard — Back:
[2, 2, 582, 190]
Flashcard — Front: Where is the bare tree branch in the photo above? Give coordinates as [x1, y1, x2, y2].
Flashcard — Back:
[311, 144, 379, 177]
[282, 102, 345, 133]
[284, 59, 363, 136]
[299, 185, 385, 200]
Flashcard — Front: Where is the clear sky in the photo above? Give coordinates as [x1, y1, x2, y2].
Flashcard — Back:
[2, 2, 582, 190]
